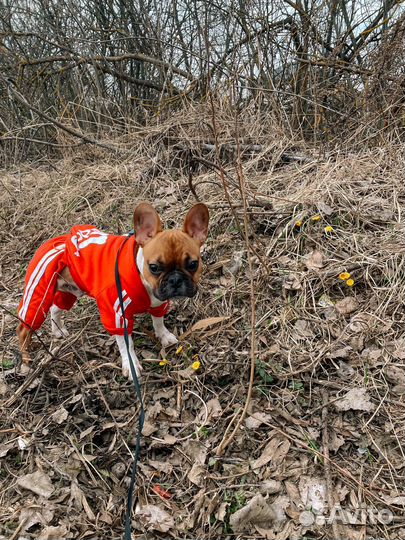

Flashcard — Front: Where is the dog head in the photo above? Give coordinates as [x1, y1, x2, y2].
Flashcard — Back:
[134, 202, 209, 301]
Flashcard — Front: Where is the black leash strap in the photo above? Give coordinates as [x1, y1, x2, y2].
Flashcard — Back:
[115, 237, 145, 540]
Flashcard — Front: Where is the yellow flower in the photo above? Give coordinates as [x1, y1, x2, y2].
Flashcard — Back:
[175, 345, 183, 355]
[295, 220, 302, 228]
[311, 215, 321, 222]
[346, 279, 355, 287]
[324, 225, 334, 233]
[159, 359, 169, 366]
[339, 272, 351, 280]
[192, 360, 201, 370]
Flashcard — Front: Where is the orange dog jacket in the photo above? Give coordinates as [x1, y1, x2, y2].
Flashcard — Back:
[18, 225, 169, 334]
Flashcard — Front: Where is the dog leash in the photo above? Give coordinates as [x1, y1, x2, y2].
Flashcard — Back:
[7, 231, 143, 537]
[115, 234, 145, 540]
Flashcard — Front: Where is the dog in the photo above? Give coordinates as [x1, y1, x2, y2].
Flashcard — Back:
[16, 202, 209, 379]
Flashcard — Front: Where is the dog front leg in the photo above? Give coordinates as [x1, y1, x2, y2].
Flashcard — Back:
[115, 335, 143, 380]
[151, 315, 178, 348]
[16, 323, 33, 366]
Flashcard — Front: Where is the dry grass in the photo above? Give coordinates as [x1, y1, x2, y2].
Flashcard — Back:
[0, 103, 404, 540]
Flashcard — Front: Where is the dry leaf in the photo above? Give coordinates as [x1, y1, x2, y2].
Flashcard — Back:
[141, 421, 157, 436]
[99, 511, 113, 525]
[335, 297, 359, 315]
[284, 480, 301, 504]
[19, 505, 54, 532]
[79, 426, 95, 440]
[148, 459, 173, 474]
[384, 365, 405, 385]
[215, 501, 230, 521]
[229, 494, 278, 532]
[183, 440, 207, 464]
[162, 434, 177, 445]
[349, 334, 365, 351]
[361, 347, 383, 365]
[226, 250, 244, 274]
[70, 480, 95, 520]
[0, 380, 7, 396]
[329, 346, 353, 359]
[282, 274, 301, 290]
[146, 401, 163, 420]
[259, 480, 282, 495]
[136, 504, 174, 532]
[334, 388, 375, 412]
[336, 483, 350, 502]
[0, 442, 14, 458]
[199, 398, 222, 423]
[299, 476, 327, 513]
[190, 316, 229, 332]
[392, 384, 405, 394]
[245, 412, 272, 429]
[382, 495, 405, 505]
[393, 341, 405, 360]
[293, 319, 314, 339]
[254, 526, 277, 539]
[342, 526, 367, 539]
[252, 438, 290, 470]
[154, 388, 175, 400]
[37, 524, 69, 540]
[272, 440, 291, 465]
[337, 361, 356, 379]
[163, 406, 179, 418]
[50, 406, 69, 424]
[304, 250, 324, 270]
[187, 462, 206, 486]
[348, 313, 370, 333]
[329, 429, 345, 452]
[317, 202, 333, 215]
[17, 470, 54, 498]
[68, 394, 82, 405]
[81, 492, 96, 521]
[18, 436, 30, 450]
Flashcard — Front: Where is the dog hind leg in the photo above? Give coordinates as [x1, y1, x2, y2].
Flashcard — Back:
[50, 304, 70, 338]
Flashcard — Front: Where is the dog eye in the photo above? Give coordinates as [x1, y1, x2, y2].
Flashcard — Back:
[187, 260, 199, 272]
[149, 263, 162, 275]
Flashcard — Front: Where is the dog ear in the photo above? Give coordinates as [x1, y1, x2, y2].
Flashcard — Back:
[134, 202, 162, 246]
[183, 203, 209, 245]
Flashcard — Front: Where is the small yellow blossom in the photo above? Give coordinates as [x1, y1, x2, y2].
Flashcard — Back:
[192, 360, 201, 370]
[339, 272, 351, 280]
[324, 225, 334, 233]
[346, 279, 355, 287]
[311, 214, 321, 222]
[159, 359, 169, 366]
[295, 220, 302, 228]
[175, 345, 183, 355]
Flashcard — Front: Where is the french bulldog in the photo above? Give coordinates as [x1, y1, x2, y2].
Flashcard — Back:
[16, 202, 209, 379]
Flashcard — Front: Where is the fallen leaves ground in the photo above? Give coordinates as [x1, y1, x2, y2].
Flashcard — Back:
[0, 107, 404, 539]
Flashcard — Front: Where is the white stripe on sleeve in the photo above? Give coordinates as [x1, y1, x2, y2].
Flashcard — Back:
[19, 245, 65, 320]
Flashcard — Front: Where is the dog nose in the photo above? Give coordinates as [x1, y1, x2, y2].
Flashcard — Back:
[167, 271, 183, 289]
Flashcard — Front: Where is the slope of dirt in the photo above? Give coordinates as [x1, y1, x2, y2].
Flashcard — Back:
[1, 110, 404, 539]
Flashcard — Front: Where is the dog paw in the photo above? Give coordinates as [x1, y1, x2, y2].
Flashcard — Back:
[158, 330, 178, 348]
[52, 326, 69, 339]
[122, 357, 143, 381]
[21, 352, 32, 367]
